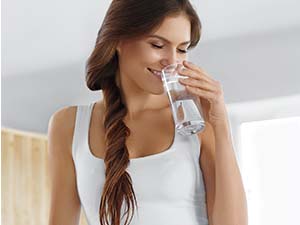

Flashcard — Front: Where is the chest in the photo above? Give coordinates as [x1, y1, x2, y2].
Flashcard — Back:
[89, 108, 175, 159]
[125, 115, 175, 158]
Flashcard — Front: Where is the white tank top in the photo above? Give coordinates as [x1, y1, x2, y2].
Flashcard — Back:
[72, 101, 209, 225]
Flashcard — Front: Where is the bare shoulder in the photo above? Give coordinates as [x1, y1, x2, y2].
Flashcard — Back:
[48, 105, 78, 155]
[197, 121, 215, 152]
[197, 121, 216, 176]
[47, 105, 81, 225]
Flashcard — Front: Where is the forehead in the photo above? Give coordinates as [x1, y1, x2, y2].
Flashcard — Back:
[149, 13, 191, 43]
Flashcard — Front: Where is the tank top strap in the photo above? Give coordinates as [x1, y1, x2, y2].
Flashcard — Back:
[72, 102, 95, 161]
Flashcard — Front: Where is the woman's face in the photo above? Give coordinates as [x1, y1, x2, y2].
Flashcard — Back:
[116, 13, 191, 95]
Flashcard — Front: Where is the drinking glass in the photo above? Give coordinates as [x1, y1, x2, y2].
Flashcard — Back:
[161, 63, 205, 136]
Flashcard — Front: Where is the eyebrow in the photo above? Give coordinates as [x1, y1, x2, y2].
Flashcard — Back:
[146, 34, 191, 45]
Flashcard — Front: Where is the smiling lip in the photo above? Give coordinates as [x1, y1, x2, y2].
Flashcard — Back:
[148, 68, 162, 81]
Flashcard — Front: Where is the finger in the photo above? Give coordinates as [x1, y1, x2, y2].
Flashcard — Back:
[183, 60, 217, 82]
[179, 77, 217, 92]
[185, 85, 215, 100]
[178, 67, 213, 84]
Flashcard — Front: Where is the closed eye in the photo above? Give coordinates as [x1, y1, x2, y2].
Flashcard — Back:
[151, 44, 163, 49]
[151, 44, 188, 54]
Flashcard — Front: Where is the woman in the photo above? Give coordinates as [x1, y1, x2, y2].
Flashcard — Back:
[48, 0, 248, 225]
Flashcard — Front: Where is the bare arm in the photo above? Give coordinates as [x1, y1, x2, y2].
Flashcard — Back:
[47, 106, 81, 225]
[211, 121, 248, 225]
[199, 120, 248, 225]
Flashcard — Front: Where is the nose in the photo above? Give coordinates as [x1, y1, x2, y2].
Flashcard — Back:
[160, 50, 181, 68]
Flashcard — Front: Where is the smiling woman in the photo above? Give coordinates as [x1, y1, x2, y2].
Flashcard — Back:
[48, 1, 210, 225]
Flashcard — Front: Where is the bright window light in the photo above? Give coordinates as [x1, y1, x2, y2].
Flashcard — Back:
[240, 116, 300, 225]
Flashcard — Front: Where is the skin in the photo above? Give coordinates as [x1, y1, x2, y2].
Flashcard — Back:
[48, 13, 217, 225]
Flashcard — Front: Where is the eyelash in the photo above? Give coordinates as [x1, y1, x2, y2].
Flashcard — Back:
[151, 44, 188, 54]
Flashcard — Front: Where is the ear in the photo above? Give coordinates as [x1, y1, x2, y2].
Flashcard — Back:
[116, 40, 123, 54]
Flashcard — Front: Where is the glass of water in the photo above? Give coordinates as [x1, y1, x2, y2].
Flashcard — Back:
[161, 63, 205, 136]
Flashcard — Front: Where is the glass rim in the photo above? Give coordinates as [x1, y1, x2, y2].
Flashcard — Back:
[162, 63, 185, 76]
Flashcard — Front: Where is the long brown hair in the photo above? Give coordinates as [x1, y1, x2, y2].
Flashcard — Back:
[85, 0, 202, 224]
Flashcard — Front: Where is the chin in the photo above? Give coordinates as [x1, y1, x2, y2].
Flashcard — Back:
[150, 86, 165, 95]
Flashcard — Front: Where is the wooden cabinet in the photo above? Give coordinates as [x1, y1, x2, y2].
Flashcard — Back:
[1, 128, 88, 225]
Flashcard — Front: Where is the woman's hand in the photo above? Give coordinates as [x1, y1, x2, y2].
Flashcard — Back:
[178, 60, 229, 126]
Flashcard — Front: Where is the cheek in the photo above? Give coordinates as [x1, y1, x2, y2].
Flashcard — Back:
[137, 49, 166, 68]
[131, 43, 162, 62]
[137, 47, 188, 65]
[143, 50, 163, 61]
[122, 44, 159, 64]
[120, 42, 164, 70]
